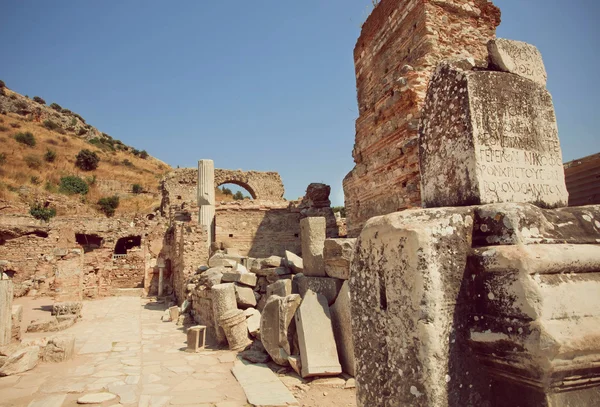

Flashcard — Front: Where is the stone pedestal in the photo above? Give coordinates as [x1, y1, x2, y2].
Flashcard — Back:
[198, 159, 215, 248]
[186, 325, 207, 352]
[0, 280, 13, 346]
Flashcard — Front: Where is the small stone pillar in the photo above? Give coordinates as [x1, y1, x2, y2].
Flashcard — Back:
[186, 325, 207, 352]
[300, 217, 327, 276]
[0, 279, 14, 346]
[219, 309, 251, 351]
[157, 258, 165, 297]
[211, 283, 237, 344]
[198, 159, 215, 248]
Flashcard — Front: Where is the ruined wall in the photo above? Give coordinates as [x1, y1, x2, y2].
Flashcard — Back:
[343, 0, 501, 236]
[215, 202, 301, 257]
[0, 214, 160, 298]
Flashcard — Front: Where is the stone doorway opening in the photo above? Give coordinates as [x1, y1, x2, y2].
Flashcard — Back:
[216, 182, 255, 202]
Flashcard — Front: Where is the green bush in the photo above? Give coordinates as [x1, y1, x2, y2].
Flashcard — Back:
[49, 103, 62, 112]
[61, 108, 71, 114]
[122, 159, 134, 168]
[24, 155, 42, 170]
[139, 150, 149, 159]
[233, 191, 244, 200]
[97, 195, 119, 217]
[29, 202, 56, 222]
[43, 120, 60, 131]
[33, 96, 46, 105]
[75, 149, 99, 171]
[132, 183, 143, 194]
[44, 149, 57, 162]
[59, 175, 89, 195]
[14, 132, 36, 147]
[86, 175, 96, 185]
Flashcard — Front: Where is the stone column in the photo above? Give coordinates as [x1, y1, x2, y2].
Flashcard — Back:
[157, 258, 165, 297]
[198, 159, 215, 248]
[0, 279, 14, 346]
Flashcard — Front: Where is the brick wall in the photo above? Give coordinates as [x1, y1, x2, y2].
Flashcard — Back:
[343, 0, 500, 236]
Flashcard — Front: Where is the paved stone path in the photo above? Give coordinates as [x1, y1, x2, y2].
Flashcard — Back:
[0, 297, 249, 407]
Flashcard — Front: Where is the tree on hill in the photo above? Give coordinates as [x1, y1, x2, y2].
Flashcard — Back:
[75, 149, 99, 171]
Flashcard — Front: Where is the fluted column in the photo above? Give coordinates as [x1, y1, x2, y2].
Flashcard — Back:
[198, 159, 215, 248]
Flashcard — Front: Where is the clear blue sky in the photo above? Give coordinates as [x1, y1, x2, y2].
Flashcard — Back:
[2, 1, 598, 206]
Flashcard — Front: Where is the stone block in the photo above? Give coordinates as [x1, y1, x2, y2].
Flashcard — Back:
[51, 301, 82, 317]
[208, 253, 237, 268]
[211, 283, 238, 344]
[300, 217, 326, 277]
[186, 325, 207, 352]
[330, 281, 355, 376]
[285, 250, 304, 274]
[0, 346, 39, 376]
[243, 308, 261, 337]
[11, 304, 22, 342]
[222, 272, 257, 287]
[168, 306, 180, 322]
[41, 335, 75, 363]
[266, 280, 292, 299]
[350, 206, 488, 406]
[234, 285, 257, 309]
[296, 275, 343, 306]
[419, 62, 568, 209]
[488, 38, 547, 86]
[260, 294, 302, 366]
[295, 290, 341, 378]
[231, 360, 299, 406]
[324, 238, 356, 280]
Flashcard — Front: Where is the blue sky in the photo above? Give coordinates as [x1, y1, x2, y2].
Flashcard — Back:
[2, 1, 598, 206]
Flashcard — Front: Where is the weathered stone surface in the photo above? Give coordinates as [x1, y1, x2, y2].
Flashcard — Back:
[211, 283, 238, 344]
[243, 308, 261, 337]
[350, 207, 489, 407]
[11, 304, 22, 342]
[343, 0, 500, 237]
[473, 203, 600, 246]
[419, 62, 568, 209]
[295, 290, 341, 378]
[288, 355, 301, 376]
[27, 315, 77, 333]
[198, 267, 224, 288]
[41, 335, 75, 363]
[222, 272, 257, 287]
[468, 243, 600, 404]
[305, 183, 331, 208]
[77, 392, 117, 404]
[219, 309, 251, 351]
[284, 251, 303, 274]
[300, 217, 326, 277]
[0, 280, 13, 346]
[323, 239, 356, 280]
[208, 253, 237, 268]
[51, 301, 82, 317]
[240, 341, 270, 363]
[231, 360, 299, 406]
[329, 281, 355, 376]
[296, 275, 343, 306]
[234, 285, 257, 309]
[266, 280, 292, 299]
[0, 346, 40, 376]
[488, 38, 547, 86]
[260, 294, 302, 366]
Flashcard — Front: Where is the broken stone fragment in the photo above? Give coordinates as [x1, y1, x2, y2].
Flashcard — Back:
[243, 308, 261, 337]
[235, 285, 257, 309]
[300, 217, 326, 277]
[296, 275, 343, 306]
[260, 294, 302, 366]
[197, 267, 224, 288]
[0, 345, 40, 376]
[288, 355, 302, 376]
[266, 279, 292, 299]
[323, 238, 356, 280]
[168, 306, 180, 322]
[488, 38, 547, 86]
[222, 272, 257, 287]
[295, 290, 341, 378]
[211, 283, 238, 344]
[208, 253, 237, 268]
[329, 281, 355, 376]
[51, 301, 82, 317]
[41, 335, 75, 363]
[219, 309, 251, 351]
[285, 251, 304, 274]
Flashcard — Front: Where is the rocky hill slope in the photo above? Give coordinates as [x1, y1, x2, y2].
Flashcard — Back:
[0, 80, 171, 217]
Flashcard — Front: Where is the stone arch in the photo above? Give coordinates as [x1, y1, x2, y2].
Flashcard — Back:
[214, 169, 284, 201]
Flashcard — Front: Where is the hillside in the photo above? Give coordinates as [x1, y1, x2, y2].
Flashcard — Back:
[0, 81, 171, 217]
